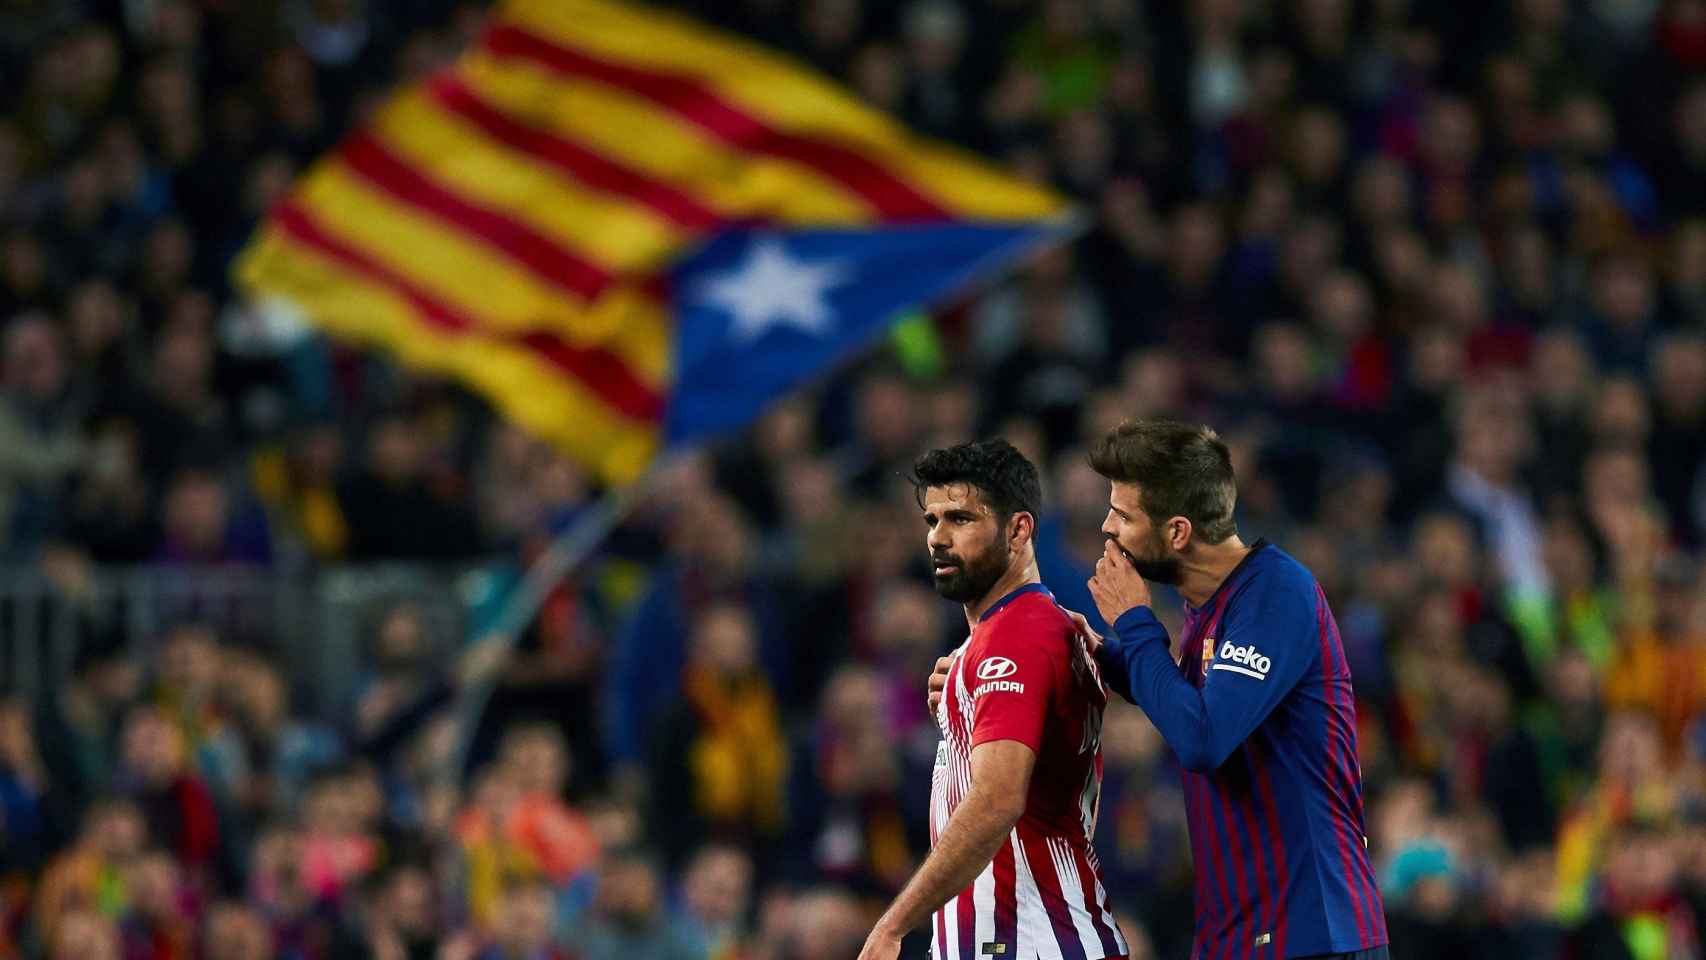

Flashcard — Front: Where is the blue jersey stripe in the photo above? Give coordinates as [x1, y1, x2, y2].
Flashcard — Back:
[1249, 736, 1290, 957]
[1318, 587, 1375, 946]
[1236, 746, 1276, 957]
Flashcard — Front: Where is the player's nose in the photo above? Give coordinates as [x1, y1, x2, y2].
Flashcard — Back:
[1101, 509, 1118, 536]
[926, 524, 951, 550]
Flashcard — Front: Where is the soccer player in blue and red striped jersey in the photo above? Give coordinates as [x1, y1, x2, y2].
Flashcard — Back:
[1084, 419, 1389, 960]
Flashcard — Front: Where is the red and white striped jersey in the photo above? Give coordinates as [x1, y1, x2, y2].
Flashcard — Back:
[930, 583, 1128, 960]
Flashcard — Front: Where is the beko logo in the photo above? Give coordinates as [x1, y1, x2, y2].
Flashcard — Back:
[1213, 641, 1272, 680]
[977, 657, 1017, 680]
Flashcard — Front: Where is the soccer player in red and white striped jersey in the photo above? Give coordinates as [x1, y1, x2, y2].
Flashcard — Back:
[858, 440, 1128, 960]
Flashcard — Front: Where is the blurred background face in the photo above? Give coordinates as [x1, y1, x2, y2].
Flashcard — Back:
[52, 910, 120, 960]
[163, 471, 229, 553]
[683, 845, 754, 926]
[500, 728, 568, 795]
[87, 802, 145, 859]
[872, 582, 941, 667]
[204, 903, 275, 960]
[126, 851, 182, 921]
[123, 708, 185, 785]
[160, 623, 220, 697]
[379, 866, 435, 939]
[599, 857, 661, 923]
[374, 605, 428, 673]
[4, 316, 66, 403]
[690, 603, 758, 678]
[495, 884, 555, 953]
[787, 890, 866, 960]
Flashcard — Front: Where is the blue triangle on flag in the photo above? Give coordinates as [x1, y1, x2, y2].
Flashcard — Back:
[664, 222, 1072, 446]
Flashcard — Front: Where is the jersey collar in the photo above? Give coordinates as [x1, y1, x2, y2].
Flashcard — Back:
[978, 582, 1053, 623]
[1186, 538, 1270, 615]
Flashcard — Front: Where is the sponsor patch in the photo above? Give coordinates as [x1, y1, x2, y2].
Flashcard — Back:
[1212, 640, 1272, 680]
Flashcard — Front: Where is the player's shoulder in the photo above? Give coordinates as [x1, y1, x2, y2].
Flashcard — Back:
[977, 588, 1075, 652]
[1236, 542, 1320, 598]
[987, 589, 1075, 635]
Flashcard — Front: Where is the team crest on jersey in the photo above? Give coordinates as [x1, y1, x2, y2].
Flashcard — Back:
[1201, 638, 1214, 677]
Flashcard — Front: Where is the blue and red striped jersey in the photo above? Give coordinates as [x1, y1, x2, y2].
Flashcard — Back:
[1099, 541, 1387, 960]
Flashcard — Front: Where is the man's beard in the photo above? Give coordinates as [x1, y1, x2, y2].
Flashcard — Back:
[931, 541, 1009, 605]
[1110, 531, 1184, 585]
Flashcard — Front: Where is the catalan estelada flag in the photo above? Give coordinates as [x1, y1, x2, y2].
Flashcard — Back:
[236, 0, 1073, 484]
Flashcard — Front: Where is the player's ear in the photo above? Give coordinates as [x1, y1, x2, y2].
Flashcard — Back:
[1169, 516, 1193, 551]
[1009, 510, 1035, 549]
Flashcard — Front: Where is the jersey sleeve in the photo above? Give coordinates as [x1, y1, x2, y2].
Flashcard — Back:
[1106, 570, 1317, 772]
[967, 610, 1068, 754]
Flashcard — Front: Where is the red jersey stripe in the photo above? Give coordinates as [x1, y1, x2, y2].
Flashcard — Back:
[993, 836, 1018, 952]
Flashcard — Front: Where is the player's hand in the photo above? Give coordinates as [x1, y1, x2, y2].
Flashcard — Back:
[1090, 540, 1152, 625]
[856, 925, 903, 960]
[1064, 608, 1104, 656]
[926, 656, 951, 714]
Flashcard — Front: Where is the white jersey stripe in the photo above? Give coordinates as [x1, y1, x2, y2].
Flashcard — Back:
[1012, 829, 1063, 960]
[973, 855, 997, 955]
[942, 893, 960, 960]
[1050, 837, 1108, 955]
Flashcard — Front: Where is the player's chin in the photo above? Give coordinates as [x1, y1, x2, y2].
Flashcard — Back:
[931, 571, 973, 601]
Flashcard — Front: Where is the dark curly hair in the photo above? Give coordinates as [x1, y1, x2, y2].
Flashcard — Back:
[910, 439, 1042, 525]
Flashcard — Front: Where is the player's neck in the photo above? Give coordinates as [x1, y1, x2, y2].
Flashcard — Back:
[1177, 535, 1251, 608]
[964, 557, 1041, 626]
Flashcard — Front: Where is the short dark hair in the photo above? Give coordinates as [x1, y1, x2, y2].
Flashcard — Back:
[911, 439, 1042, 524]
[1088, 419, 1238, 544]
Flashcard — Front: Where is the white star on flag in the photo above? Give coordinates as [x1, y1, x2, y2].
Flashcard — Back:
[694, 237, 851, 342]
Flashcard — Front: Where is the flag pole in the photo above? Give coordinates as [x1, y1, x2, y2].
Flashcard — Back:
[441, 453, 679, 784]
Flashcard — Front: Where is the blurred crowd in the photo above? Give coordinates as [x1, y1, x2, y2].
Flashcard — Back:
[4, 0, 1706, 958]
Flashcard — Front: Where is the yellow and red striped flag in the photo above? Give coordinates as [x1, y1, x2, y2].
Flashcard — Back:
[236, 0, 1071, 485]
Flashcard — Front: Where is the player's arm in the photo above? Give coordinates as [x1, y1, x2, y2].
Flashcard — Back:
[866, 618, 1060, 958]
[866, 739, 1035, 943]
[1091, 548, 1314, 772]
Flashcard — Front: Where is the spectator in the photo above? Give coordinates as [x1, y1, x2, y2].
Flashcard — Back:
[333, 859, 439, 960]
[339, 410, 478, 561]
[477, 880, 575, 960]
[35, 638, 141, 826]
[569, 849, 700, 960]
[1604, 554, 1706, 756]
[33, 799, 146, 946]
[649, 602, 788, 868]
[785, 666, 917, 895]
[49, 907, 123, 960]
[676, 843, 755, 960]
[0, 313, 84, 552]
[494, 724, 600, 895]
[202, 900, 276, 960]
[0, 697, 49, 873]
[604, 489, 785, 770]
[119, 848, 194, 959]
[116, 706, 220, 871]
